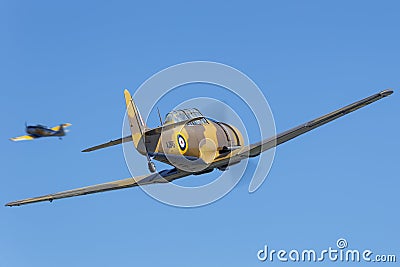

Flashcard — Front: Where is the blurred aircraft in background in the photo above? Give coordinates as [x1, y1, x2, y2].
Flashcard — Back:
[10, 123, 72, 141]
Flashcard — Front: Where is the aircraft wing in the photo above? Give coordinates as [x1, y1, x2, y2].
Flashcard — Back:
[50, 123, 72, 131]
[9, 135, 37, 142]
[238, 89, 393, 158]
[6, 168, 189, 207]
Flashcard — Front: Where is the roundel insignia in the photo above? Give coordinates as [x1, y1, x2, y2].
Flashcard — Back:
[177, 134, 187, 153]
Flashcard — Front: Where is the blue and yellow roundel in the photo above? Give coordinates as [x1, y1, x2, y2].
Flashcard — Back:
[177, 133, 188, 153]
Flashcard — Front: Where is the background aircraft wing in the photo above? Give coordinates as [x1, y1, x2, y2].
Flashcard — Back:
[9, 135, 37, 142]
[82, 135, 133, 152]
[238, 89, 393, 158]
[6, 168, 189, 206]
[50, 123, 72, 131]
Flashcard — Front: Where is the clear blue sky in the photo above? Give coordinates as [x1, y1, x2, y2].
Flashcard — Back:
[1, 1, 399, 266]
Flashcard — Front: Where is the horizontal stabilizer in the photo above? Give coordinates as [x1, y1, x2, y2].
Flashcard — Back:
[82, 135, 133, 152]
[51, 123, 72, 131]
[82, 117, 207, 153]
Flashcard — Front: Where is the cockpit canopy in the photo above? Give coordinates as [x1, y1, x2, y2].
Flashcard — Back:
[164, 108, 208, 125]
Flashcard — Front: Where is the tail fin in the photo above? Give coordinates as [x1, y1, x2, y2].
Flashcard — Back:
[57, 124, 65, 135]
[124, 89, 147, 153]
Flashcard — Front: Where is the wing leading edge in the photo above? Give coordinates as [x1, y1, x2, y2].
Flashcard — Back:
[9, 135, 36, 142]
[6, 168, 189, 206]
[239, 89, 393, 158]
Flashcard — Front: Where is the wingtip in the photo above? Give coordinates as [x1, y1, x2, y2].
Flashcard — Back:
[380, 89, 394, 97]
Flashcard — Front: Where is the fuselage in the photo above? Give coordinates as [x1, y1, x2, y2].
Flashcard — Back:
[123, 101, 245, 172]
[158, 119, 243, 157]
[137, 118, 244, 170]
[26, 126, 64, 137]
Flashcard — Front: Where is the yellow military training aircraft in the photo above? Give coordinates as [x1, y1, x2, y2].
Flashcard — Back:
[10, 123, 72, 141]
[6, 89, 393, 206]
